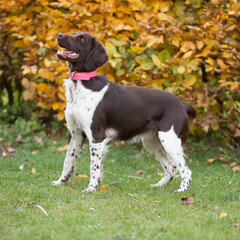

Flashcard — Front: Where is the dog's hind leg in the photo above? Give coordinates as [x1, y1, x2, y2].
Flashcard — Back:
[52, 115, 85, 186]
[142, 133, 178, 187]
[158, 126, 192, 192]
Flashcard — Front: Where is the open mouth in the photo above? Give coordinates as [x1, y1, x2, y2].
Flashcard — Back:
[57, 49, 80, 59]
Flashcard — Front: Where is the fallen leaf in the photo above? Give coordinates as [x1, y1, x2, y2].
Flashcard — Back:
[157, 172, 164, 176]
[230, 162, 238, 167]
[181, 196, 194, 205]
[31, 167, 36, 174]
[211, 205, 220, 211]
[27, 201, 37, 206]
[16, 134, 22, 143]
[134, 169, 146, 175]
[207, 157, 229, 164]
[0, 137, 3, 141]
[19, 164, 24, 170]
[31, 151, 38, 155]
[109, 182, 119, 186]
[100, 184, 109, 192]
[34, 136, 44, 146]
[74, 174, 88, 179]
[201, 185, 207, 188]
[133, 153, 142, 159]
[7, 147, 15, 153]
[232, 166, 240, 172]
[219, 212, 227, 218]
[2, 151, 9, 157]
[89, 208, 95, 211]
[231, 221, 240, 227]
[149, 165, 156, 169]
[114, 141, 121, 149]
[57, 144, 68, 151]
[207, 158, 215, 163]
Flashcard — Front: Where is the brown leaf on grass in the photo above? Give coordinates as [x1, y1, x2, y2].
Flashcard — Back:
[31, 151, 38, 155]
[100, 184, 109, 192]
[230, 162, 238, 167]
[114, 141, 121, 149]
[181, 196, 194, 205]
[231, 221, 240, 227]
[232, 166, 240, 172]
[34, 136, 44, 146]
[74, 174, 88, 179]
[219, 212, 228, 219]
[157, 172, 164, 176]
[16, 134, 22, 143]
[31, 167, 36, 174]
[207, 157, 229, 164]
[57, 144, 68, 152]
[134, 169, 146, 175]
[109, 182, 119, 186]
[7, 147, 15, 153]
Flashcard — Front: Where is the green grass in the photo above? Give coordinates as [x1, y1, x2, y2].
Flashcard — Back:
[0, 138, 240, 240]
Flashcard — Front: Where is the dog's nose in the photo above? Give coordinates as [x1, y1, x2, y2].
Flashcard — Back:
[58, 33, 65, 39]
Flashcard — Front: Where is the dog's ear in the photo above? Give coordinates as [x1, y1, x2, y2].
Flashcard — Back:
[85, 39, 109, 72]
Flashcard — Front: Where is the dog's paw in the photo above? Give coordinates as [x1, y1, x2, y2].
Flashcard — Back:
[82, 186, 97, 193]
[51, 180, 62, 186]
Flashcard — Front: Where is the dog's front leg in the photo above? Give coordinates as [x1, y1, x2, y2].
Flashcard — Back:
[83, 140, 107, 192]
[52, 129, 85, 186]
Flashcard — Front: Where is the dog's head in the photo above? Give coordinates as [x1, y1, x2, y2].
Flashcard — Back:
[57, 32, 108, 72]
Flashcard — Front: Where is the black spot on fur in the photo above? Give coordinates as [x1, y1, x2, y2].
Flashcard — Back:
[71, 153, 75, 157]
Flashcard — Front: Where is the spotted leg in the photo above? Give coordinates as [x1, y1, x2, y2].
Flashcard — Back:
[158, 126, 192, 192]
[51, 128, 85, 186]
[83, 139, 108, 192]
[142, 133, 178, 187]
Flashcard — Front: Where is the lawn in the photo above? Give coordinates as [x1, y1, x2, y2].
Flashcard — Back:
[0, 137, 239, 240]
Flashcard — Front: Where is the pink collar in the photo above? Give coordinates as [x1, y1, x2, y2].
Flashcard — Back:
[69, 70, 97, 80]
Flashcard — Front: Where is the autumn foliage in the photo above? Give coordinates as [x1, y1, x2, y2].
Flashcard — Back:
[0, 0, 239, 140]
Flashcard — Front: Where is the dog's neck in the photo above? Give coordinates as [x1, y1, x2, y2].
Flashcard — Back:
[68, 61, 96, 73]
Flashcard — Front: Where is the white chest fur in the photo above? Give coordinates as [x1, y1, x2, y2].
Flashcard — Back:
[63, 79, 109, 140]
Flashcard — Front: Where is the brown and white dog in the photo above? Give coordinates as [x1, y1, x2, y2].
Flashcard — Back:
[52, 32, 196, 192]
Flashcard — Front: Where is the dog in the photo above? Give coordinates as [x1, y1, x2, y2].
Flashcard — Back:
[52, 32, 196, 192]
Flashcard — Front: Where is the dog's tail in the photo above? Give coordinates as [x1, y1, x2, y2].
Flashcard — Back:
[181, 100, 197, 125]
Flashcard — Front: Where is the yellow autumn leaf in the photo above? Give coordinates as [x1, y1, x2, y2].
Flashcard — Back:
[100, 184, 109, 192]
[152, 55, 162, 68]
[31, 168, 36, 174]
[207, 158, 216, 163]
[219, 213, 227, 219]
[178, 66, 185, 74]
[74, 174, 88, 179]
[160, 2, 170, 12]
[52, 102, 60, 110]
[196, 41, 204, 50]
[182, 51, 194, 59]
[157, 13, 169, 21]
[217, 59, 227, 68]
[57, 144, 68, 152]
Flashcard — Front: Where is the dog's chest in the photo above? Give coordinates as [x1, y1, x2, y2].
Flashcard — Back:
[64, 79, 108, 130]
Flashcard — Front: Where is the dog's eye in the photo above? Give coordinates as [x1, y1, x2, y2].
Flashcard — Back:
[79, 36, 85, 43]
